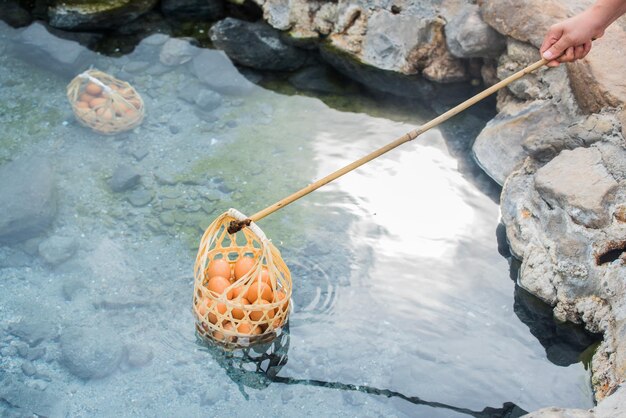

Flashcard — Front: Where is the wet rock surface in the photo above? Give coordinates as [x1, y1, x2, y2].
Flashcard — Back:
[210, 17, 308, 71]
[47, 0, 159, 30]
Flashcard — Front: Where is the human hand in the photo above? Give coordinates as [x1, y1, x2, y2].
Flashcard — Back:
[540, 9, 603, 67]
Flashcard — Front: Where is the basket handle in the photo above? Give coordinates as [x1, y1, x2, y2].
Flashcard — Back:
[228, 58, 550, 233]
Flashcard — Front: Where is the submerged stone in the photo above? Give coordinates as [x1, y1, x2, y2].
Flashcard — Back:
[14, 22, 92, 75]
[60, 326, 124, 380]
[38, 235, 78, 266]
[108, 164, 141, 192]
[0, 156, 57, 244]
[191, 49, 256, 95]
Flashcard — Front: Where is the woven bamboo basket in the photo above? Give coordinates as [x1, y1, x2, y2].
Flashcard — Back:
[193, 208, 292, 348]
[66, 69, 144, 135]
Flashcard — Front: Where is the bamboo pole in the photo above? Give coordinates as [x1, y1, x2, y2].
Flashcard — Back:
[237, 58, 549, 229]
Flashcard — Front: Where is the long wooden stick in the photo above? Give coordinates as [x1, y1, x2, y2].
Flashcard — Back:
[236, 58, 549, 229]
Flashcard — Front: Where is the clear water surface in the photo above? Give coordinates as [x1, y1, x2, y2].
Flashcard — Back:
[0, 21, 594, 417]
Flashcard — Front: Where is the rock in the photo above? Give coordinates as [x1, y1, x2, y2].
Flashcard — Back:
[444, 4, 506, 59]
[0, 247, 31, 268]
[9, 318, 58, 347]
[62, 276, 87, 301]
[127, 188, 154, 207]
[190, 49, 256, 95]
[21, 361, 37, 377]
[124, 343, 153, 368]
[14, 22, 92, 75]
[59, 325, 124, 380]
[535, 147, 617, 228]
[501, 137, 626, 400]
[0, 379, 62, 417]
[619, 108, 626, 139]
[472, 100, 567, 185]
[159, 37, 198, 66]
[0, 156, 57, 244]
[47, 0, 159, 30]
[0, 1, 33, 27]
[480, 0, 626, 113]
[194, 89, 223, 111]
[123, 60, 151, 73]
[108, 164, 140, 192]
[209, 18, 308, 71]
[141, 33, 170, 46]
[288, 65, 346, 94]
[161, 0, 224, 21]
[38, 236, 78, 266]
[319, 42, 435, 99]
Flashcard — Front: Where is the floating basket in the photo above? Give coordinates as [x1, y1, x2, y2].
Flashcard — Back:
[193, 209, 292, 348]
[66, 69, 144, 135]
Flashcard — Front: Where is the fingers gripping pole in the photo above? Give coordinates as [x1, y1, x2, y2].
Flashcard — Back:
[226, 58, 550, 233]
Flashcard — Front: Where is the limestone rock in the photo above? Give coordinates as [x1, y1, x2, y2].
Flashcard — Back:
[60, 325, 124, 380]
[0, 156, 57, 244]
[160, 0, 224, 21]
[191, 49, 256, 95]
[472, 100, 566, 185]
[209, 18, 308, 71]
[501, 138, 626, 400]
[535, 147, 617, 228]
[47, 0, 159, 30]
[38, 236, 78, 266]
[444, 4, 506, 59]
[319, 42, 435, 99]
[14, 22, 92, 75]
[480, 0, 626, 112]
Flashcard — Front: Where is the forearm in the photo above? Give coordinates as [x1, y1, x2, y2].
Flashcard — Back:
[590, 0, 626, 30]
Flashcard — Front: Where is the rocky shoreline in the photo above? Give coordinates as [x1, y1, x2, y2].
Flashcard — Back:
[1, 0, 625, 416]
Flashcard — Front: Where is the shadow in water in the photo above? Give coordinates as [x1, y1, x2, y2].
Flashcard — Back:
[200, 324, 528, 418]
[497, 223, 602, 367]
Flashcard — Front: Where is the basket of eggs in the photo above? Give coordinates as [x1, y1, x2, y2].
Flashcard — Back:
[193, 209, 291, 348]
[66, 69, 144, 135]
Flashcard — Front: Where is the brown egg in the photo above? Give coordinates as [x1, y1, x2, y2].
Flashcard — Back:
[260, 267, 272, 286]
[111, 100, 132, 116]
[89, 97, 108, 109]
[232, 298, 250, 320]
[128, 97, 142, 108]
[96, 107, 114, 121]
[249, 299, 275, 322]
[125, 108, 139, 119]
[85, 82, 103, 96]
[208, 302, 227, 324]
[207, 258, 231, 280]
[246, 282, 273, 304]
[196, 297, 209, 317]
[231, 286, 245, 299]
[79, 93, 96, 103]
[274, 290, 289, 314]
[75, 101, 90, 110]
[237, 321, 261, 335]
[207, 275, 232, 298]
[234, 256, 256, 279]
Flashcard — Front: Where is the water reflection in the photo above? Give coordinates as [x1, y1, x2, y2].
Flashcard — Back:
[203, 325, 528, 418]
